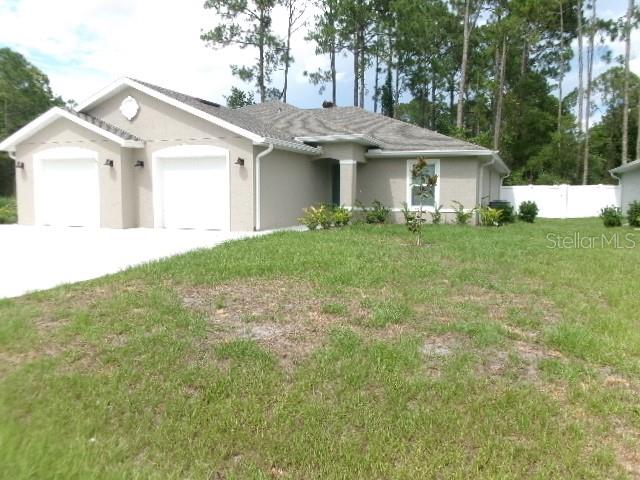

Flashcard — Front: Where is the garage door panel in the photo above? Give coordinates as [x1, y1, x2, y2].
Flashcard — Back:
[36, 156, 100, 227]
[155, 156, 229, 230]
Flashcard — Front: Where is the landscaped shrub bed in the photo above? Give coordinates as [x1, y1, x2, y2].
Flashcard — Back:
[627, 201, 640, 227]
[600, 205, 623, 227]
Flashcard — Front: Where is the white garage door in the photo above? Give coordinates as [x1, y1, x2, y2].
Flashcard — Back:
[154, 149, 229, 230]
[35, 149, 100, 227]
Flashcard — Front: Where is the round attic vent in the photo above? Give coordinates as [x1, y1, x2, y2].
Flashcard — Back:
[119, 96, 139, 121]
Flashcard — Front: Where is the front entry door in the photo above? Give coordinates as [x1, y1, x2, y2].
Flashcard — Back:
[331, 163, 340, 206]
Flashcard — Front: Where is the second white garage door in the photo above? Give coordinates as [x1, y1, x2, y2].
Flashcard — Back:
[153, 146, 230, 230]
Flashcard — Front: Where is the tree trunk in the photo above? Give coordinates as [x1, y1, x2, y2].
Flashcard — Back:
[282, 1, 294, 103]
[493, 36, 507, 151]
[392, 21, 400, 118]
[456, 0, 471, 129]
[353, 33, 359, 107]
[359, 30, 365, 108]
[373, 45, 380, 112]
[420, 89, 427, 127]
[558, 0, 564, 135]
[622, 0, 634, 164]
[431, 77, 437, 130]
[576, 0, 584, 154]
[521, 39, 528, 76]
[449, 75, 455, 117]
[583, 0, 596, 185]
[258, 10, 266, 102]
[492, 33, 501, 116]
[330, 46, 337, 104]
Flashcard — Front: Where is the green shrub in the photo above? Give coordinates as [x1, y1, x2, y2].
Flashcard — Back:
[478, 206, 502, 227]
[489, 201, 515, 224]
[298, 205, 327, 230]
[430, 204, 443, 225]
[331, 205, 352, 227]
[299, 204, 352, 230]
[627, 201, 640, 228]
[600, 205, 623, 228]
[452, 201, 473, 225]
[0, 197, 17, 224]
[518, 201, 539, 223]
[317, 204, 334, 229]
[357, 199, 390, 224]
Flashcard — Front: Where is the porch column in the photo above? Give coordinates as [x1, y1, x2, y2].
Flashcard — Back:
[339, 160, 357, 208]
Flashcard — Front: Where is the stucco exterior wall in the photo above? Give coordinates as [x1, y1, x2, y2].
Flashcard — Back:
[13, 118, 128, 228]
[321, 143, 366, 163]
[489, 168, 502, 202]
[356, 156, 480, 213]
[480, 167, 502, 206]
[259, 149, 331, 230]
[620, 168, 640, 213]
[120, 148, 138, 228]
[87, 87, 255, 230]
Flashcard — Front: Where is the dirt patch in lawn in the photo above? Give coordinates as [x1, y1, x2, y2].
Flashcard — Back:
[451, 285, 562, 326]
[181, 278, 359, 365]
[479, 340, 565, 381]
[611, 421, 640, 478]
[181, 278, 426, 365]
[420, 333, 465, 357]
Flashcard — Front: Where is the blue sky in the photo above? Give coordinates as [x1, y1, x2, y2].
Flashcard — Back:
[0, 0, 637, 123]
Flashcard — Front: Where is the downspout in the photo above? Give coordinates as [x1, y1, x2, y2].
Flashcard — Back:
[478, 154, 496, 206]
[8, 151, 16, 160]
[609, 170, 621, 183]
[254, 143, 274, 231]
[609, 170, 622, 209]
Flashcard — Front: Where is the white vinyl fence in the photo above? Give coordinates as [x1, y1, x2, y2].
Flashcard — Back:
[500, 184, 621, 218]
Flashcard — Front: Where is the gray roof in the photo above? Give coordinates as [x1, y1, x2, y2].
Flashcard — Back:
[239, 101, 488, 152]
[65, 108, 142, 142]
[610, 158, 640, 174]
[131, 79, 299, 144]
[131, 81, 486, 152]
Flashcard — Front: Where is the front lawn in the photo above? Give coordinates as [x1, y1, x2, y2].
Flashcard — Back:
[1, 219, 639, 478]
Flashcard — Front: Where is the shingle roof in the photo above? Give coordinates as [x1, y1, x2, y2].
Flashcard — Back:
[130, 81, 486, 152]
[65, 108, 142, 142]
[610, 158, 640, 174]
[239, 101, 488, 152]
[131, 79, 300, 144]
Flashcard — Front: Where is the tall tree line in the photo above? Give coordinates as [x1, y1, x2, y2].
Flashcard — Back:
[202, 0, 640, 184]
[0, 48, 63, 196]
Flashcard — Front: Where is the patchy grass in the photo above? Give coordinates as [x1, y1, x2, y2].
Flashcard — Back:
[1, 219, 639, 478]
[0, 196, 17, 224]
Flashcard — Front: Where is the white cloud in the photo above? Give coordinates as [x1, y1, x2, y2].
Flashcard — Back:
[0, 0, 327, 106]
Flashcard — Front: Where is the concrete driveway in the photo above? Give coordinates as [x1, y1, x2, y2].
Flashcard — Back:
[0, 225, 264, 299]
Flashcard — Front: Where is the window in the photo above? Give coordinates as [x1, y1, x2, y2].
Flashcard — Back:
[407, 159, 439, 210]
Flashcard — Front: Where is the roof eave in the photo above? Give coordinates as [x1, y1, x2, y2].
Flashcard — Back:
[364, 148, 510, 173]
[256, 137, 323, 155]
[610, 159, 640, 175]
[0, 107, 144, 152]
[77, 77, 266, 144]
[295, 134, 384, 148]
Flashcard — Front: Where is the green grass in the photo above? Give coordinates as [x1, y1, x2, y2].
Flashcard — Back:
[0, 196, 17, 224]
[1, 219, 639, 478]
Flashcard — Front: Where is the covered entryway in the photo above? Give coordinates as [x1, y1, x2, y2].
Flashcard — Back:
[152, 145, 230, 230]
[34, 147, 100, 227]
